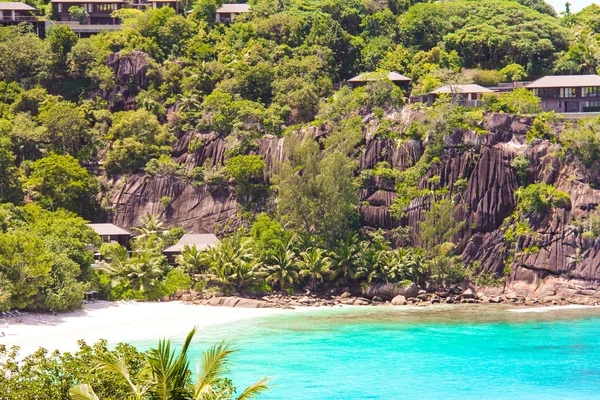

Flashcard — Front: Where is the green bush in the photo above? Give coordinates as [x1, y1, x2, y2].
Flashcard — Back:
[482, 88, 541, 115]
[510, 154, 529, 185]
[22, 153, 99, 216]
[514, 183, 571, 215]
[560, 118, 600, 166]
[225, 154, 266, 197]
[145, 155, 182, 177]
[526, 112, 557, 142]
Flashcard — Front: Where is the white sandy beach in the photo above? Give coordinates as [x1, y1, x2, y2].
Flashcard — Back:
[0, 301, 288, 356]
[508, 304, 596, 313]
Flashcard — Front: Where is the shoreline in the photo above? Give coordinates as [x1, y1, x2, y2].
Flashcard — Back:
[1, 297, 599, 358]
[0, 301, 290, 357]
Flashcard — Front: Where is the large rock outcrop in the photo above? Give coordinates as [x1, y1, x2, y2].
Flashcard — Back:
[110, 175, 237, 234]
[105, 51, 152, 111]
[105, 108, 600, 291]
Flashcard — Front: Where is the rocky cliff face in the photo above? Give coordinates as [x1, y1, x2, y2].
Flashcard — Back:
[104, 51, 152, 111]
[104, 98, 600, 294]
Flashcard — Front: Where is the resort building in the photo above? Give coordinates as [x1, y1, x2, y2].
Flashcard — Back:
[425, 84, 495, 107]
[147, 0, 180, 10]
[526, 74, 600, 113]
[163, 233, 220, 264]
[0, 2, 36, 21]
[214, 3, 250, 23]
[87, 223, 132, 248]
[129, 0, 152, 8]
[0, 2, 44, 36]
[347, 71, 412, 90]
[49, 0, 126, 36]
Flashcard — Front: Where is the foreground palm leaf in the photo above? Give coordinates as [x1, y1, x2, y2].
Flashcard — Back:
[145, 327, 196, 400]
[68, 384, 100, 400]
[70, 329, 269, 400]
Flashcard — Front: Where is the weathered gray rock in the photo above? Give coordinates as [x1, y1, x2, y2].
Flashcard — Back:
[98, 105, 600, 295]
[391, 295, 407, 306]
[362, 282, 419, 300]
[105, 51, 151, 111]
[354, 298, 372, 306]
[206, 297, 269, 308]
[181, 294, 192, 302]
[485, 113, 512, 132]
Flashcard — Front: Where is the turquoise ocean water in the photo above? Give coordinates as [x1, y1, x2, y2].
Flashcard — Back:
[135, 306, 600, 400]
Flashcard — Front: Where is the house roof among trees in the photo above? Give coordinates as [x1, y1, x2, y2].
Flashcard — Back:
[0, 2, 36, 10]
[348, 71, 411, 83]
[429, 84, 494, 94]
[50, 0, 126, 3]
[216, 3, 250, 13]
[163, 234, 220, 253]
[526, 74, 600, 88]
[87, 223, 131, 236]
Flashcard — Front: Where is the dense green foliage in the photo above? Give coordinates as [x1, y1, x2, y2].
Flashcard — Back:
[0, 204, 98, 312]
[96, 214, 188, 301]
[2, 0, 600, 311]
[0, 329, 269, 400]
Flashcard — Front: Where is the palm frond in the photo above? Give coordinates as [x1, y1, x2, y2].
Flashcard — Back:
[194, 340, 237, 399]
[95, 353, 145, 400]
[69, 384, 100, 400]
[236, 378, 270, 400]
[145, 327, 197, 400]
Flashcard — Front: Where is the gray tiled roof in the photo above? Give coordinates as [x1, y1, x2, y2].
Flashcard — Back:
[348, 71, 411, 83]
[87, 223, 131, 236]
[0, 2, 36, 10]
[526, 74, 600, 88]
[216, 3, 250, 13]
[164, 234, 220, 253]
[429, 84, 494, 94]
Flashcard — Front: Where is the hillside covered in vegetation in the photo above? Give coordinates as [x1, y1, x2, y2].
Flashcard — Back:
[2, 0, 600, 311]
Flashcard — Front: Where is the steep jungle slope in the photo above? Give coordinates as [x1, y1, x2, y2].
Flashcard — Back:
[104, 54, 600, 295]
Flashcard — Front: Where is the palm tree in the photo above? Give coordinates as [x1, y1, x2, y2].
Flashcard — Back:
[96, 243, 130, 288]
[354, 240, 389, 283]
[69, 329, 270, 400]
[294, 232, 318, 252]
[203, 233, 260, 291]
[298, 247, 331, 291]
[134, 213, 165, 239]
[177, 94, 201, 113]
[330, 234, 361, 285]
[193, 341, 268, 400]
[176, 245, 205, 277]
[573, 28, 600, 74]
[265, 243, 298, 291]
[127, 252, 165, 293]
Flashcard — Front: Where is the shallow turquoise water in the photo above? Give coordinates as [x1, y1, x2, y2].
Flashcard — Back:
[135, 306, 600, 399]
